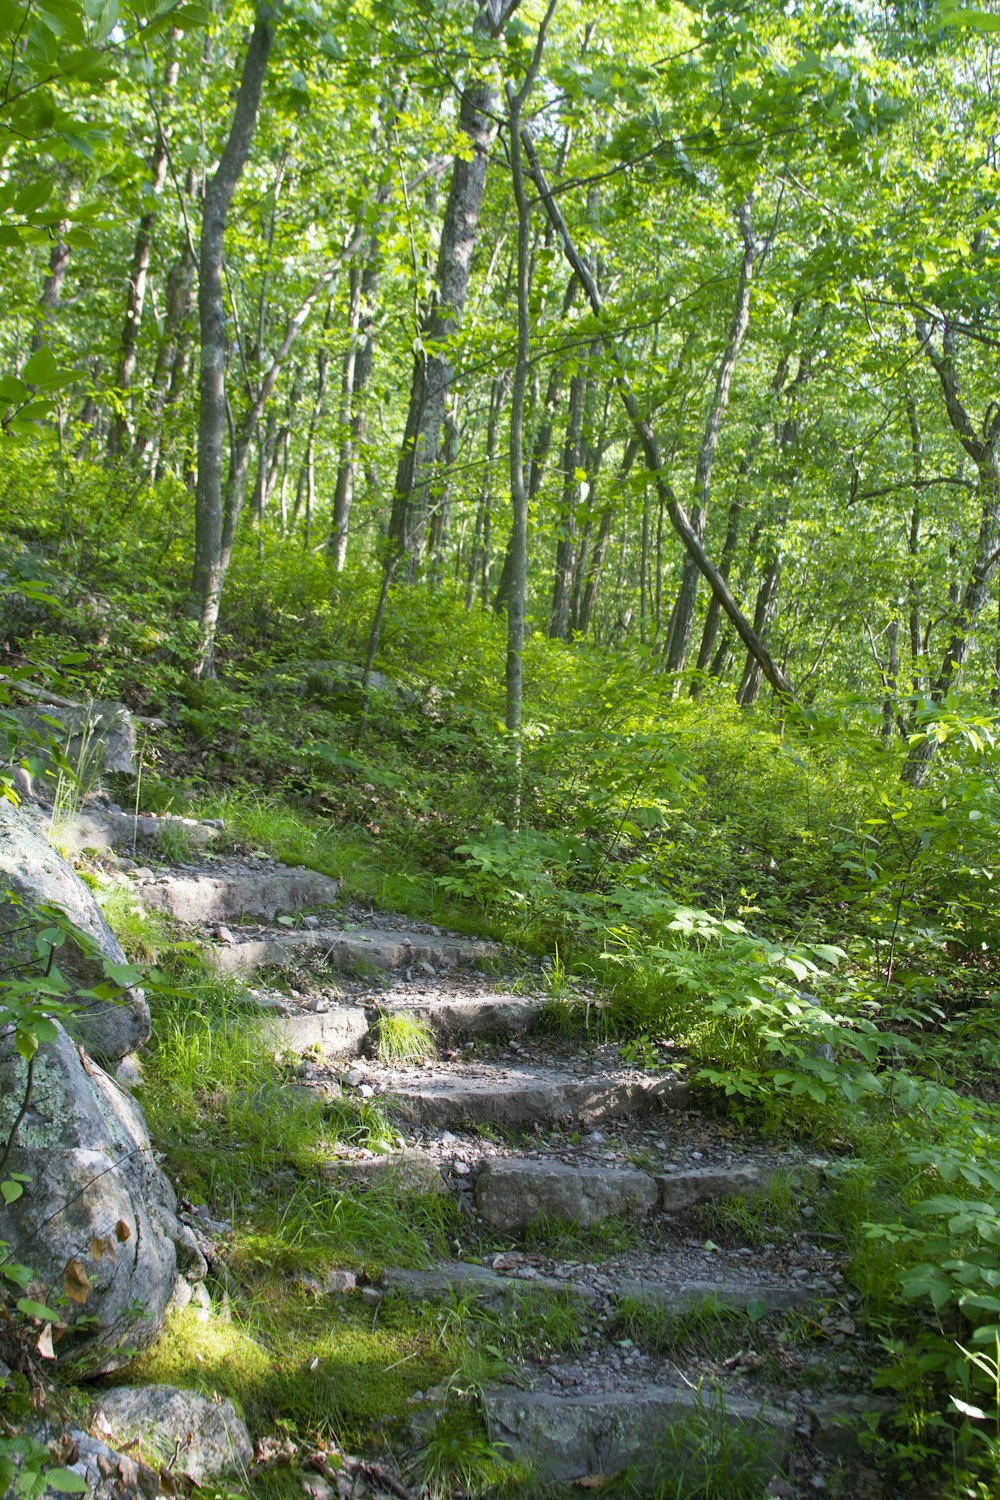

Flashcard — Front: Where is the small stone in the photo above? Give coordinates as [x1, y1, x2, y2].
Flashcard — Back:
[360, 1286, 381, 1306]
[452, 1161, 471, 1176]
[215, 925, 236, 945]
[303, 915, 320, 929]
[324, 1269, 357, 1293]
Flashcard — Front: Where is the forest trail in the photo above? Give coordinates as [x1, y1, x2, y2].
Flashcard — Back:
[96, 808, 886, 1498]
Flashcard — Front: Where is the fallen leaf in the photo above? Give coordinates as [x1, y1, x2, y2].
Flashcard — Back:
[64, 1259, 90, 1305]
[37, 1324, 56, 1360]
[115, 1219, 131, 1243]
[575, 1476, 622, 1490]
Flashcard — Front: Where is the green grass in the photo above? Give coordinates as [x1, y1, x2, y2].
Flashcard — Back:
[707, 1171, 805, 1249]
[373, 1010, 438, 1065]
[124, 1286, 452, 1452]
[417, 1402, 527, 1499]
[520, 1213, 642, 1259]
[649, 1384, 784, 1500]
[95, 877, 173, 964]
[610, 1293, 755, 1359]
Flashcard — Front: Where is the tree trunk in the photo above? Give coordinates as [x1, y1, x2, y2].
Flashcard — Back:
[523, 130, 794, 701]
[664, 198, 757, 674]
[329, 250, 379, 570]
[189, 10, 275, 678]
[549, 365, 587, 639]
[388, 5, 501, 571]
[504, 0, 557, 764]
[466, 371, 508, 607]
[109, 45, 179, 456]
[903, 320, 1000, 786]
[137, 246, 196, 469]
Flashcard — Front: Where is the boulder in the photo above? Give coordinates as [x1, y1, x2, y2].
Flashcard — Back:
[265, 659, 416, 714]
[0, 797, 149, 1064]
[16, 1422, 160, 1500]
[54, 805, 218, 858]
[11, 700, 138, 779]
[91, 1385, 252, 1485]
[0, 1025, 181, 1373]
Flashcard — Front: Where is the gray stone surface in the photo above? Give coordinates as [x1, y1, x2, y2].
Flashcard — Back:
[381, 1263, 600, 1307]
[19, 1422, 159, 1500]
[56, 805, 218, 856]
[484, 1383, 793, 1484]
[207, 925, 494, 977]
[655, 1164, 771, 1212]
[377, 1065, 689, 1129]
[0, 1025, 180, 1373]
[92, 1384, 252, 1484]
[475, 1157, 659, 1230]
[0, 797, 149, 1064]
[137, 866, 342, 925]
[12, 700, 138, 777]
[380, 992, 540, 1041]
[269, 1006, 370, 1056]
[381, 1261, 808, 1317]
[804, 1394, 894, 1459]
[615, 1275, 810, 1315]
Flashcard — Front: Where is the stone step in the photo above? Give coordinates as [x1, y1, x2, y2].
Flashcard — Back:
[381, 1259, 813, 1318]
[483, 1382, 793, 1486]
[475, 1157, 658, 1229]
[266, 1006, 370, 1057]
[375, 991, 541, 1042]
[135, 866, 342, 925]
[358, 1062, 689, 1130]
[206, 925, 494, 977]
[474, 1157, 774, 1230]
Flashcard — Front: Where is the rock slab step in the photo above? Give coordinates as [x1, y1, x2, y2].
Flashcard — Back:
[377, 1065, 689, 1129]
[378, 992, 541, 1041]
[269, 1006, 369, 1056]
[484, 1382, 793, 1484]
[137, 867, 342, 925]
[207, 926, 493, 976]
[476, 1157, 659, 1230]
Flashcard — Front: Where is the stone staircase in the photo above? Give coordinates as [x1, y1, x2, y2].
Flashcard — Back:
[105, 838, 872, 1497]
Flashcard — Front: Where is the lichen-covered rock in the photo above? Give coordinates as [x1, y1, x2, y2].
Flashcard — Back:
[91, 1385, 252, 1484]
[0, 797, 149, 1064]
[0, 1025, 179, 1373]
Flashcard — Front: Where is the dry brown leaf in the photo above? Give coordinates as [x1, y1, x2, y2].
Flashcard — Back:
[36, 1324, 56, 1360]
[575, 1476, 622, 1490]
[115, 1219, 131, 1243]
[64, 1258, 91, 1305]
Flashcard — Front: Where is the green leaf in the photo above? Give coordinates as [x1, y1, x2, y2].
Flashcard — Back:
[46, 1471, 88, 1495]
[16, 1297, 61, 1321]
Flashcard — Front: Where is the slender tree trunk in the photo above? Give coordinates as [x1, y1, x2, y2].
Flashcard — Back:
[523, 131, 794, 701]
[664, 198, 757, 674]
[466, 371, 507, 608]
[109, 46, 180, 456]
[138, 246, 196, 468]
[505, 0, 557, 762]
[549, 365, 588, 639]
[904, 320, 1000, 786]
[577, 438, 640, 636]
[388, 4, 501, 571]
[189, 10, 275, 678]
[906, 400, 924, 701]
